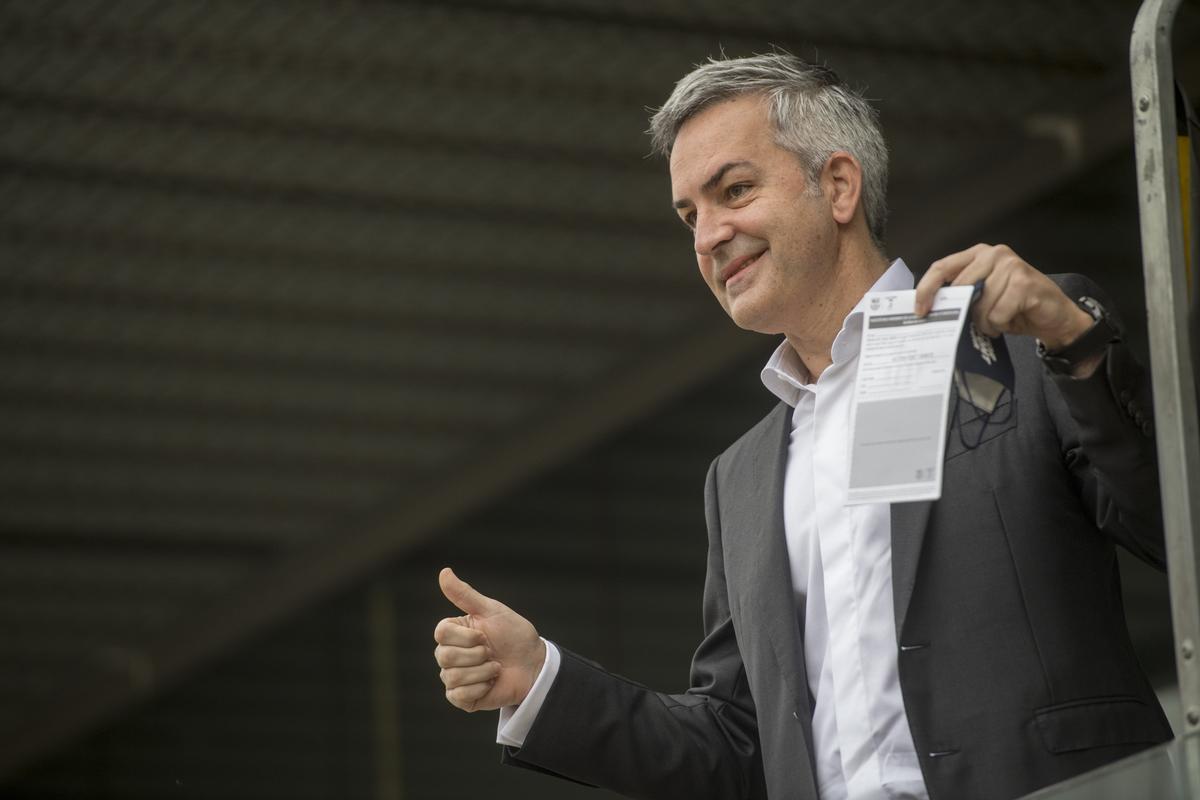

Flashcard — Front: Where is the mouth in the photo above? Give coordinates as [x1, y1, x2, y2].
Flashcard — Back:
[720, 249, 767, 289]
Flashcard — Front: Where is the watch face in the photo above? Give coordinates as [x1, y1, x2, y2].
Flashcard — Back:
[1077, 296, 1106, 322]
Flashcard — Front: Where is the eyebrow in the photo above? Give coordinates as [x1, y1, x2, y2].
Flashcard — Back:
[672, 160, 752, 209]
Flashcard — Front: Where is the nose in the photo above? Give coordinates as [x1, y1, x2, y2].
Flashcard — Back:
[693, 208, 734, 257]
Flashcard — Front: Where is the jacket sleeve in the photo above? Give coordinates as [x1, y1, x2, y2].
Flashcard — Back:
[1044, 273, 1165, 568]
[501, 457, 768, 800]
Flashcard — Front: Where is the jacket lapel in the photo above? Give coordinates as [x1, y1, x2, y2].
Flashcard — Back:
[737, 412, 947, 660]
[734, 404, 813, 722]
[890, 499, 932, 637]
[731, 399, 945, 797]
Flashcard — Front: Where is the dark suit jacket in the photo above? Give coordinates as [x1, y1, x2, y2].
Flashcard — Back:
[506, 274, 1173, 800]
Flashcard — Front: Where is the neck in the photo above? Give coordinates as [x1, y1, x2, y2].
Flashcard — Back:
[785, 241, 889, 381]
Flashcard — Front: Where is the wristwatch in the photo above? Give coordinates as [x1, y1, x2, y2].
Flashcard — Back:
[1036, 296, 1121, 375]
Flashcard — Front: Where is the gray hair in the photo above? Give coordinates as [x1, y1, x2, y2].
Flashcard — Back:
[649, 53, 889, 249]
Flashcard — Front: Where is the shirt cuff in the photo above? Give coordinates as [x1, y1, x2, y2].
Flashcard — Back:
[496, 638, 560, 748]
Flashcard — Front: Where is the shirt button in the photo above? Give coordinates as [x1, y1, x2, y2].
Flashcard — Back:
[793, 711, 800, 721]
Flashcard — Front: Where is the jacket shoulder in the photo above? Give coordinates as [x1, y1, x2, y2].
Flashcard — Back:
[713, 401, 790, 476]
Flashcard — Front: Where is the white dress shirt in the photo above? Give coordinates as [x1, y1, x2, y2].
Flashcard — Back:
[499, 259, 928, 800]
[761, 259, 926, 800]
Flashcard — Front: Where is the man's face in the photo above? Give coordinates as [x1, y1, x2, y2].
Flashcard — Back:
[669, 94, 837, 336]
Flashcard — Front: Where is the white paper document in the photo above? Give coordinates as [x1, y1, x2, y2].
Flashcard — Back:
[846, 285, 974, 505]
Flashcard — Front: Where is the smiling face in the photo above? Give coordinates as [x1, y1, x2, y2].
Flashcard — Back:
[669, 94, 842, 337]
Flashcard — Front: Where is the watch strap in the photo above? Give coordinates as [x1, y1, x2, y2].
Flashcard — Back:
[1036, 296, 1121, 374]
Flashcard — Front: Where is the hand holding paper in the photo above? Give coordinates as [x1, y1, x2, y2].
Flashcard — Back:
[914, 244, 1095, 346]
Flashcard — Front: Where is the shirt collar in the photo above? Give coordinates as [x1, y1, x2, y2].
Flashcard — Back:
[760, 258, 914, 407]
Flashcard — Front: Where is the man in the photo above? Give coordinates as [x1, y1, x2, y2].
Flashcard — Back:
[433, 54, 1170, 800]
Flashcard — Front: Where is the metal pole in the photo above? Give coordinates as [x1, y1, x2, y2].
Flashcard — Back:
[1131, 0, 1200, 736]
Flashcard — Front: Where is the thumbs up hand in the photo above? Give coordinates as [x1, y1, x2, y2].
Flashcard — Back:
[434, 567, 547, 712]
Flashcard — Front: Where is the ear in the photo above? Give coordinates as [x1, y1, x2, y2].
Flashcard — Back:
[820, 151, 863, 227]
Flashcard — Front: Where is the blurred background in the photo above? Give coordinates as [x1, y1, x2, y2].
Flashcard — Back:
[1, 1, 1199, 798]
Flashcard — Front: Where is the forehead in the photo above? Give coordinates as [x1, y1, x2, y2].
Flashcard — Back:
[668, 94, 775, 194]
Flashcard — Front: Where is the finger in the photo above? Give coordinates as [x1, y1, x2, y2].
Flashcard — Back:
[433, 618, 487, 648]
[433, 643, 490, 668]
[972, 267, 1015, 337]
[947, 245, 1003, 288]
[913, 268, 948, 317]
[916, 244, 990, 315]
[440, 662, 502, 689]
[439, 567, 498, 617]
[447, 680, 496, 711]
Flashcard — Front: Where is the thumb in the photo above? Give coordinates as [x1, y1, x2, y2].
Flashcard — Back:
[439, 567, 497, 616]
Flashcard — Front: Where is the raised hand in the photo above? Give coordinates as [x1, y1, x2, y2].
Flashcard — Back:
[913, 244, 1103, 378]
[433, 567, 547, 712]
[914, 244, 1094, 344]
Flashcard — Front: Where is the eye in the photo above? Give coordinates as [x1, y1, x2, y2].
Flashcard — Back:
[726, 182, 752, 201]
[680, 210, 696, 230]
